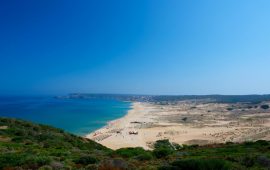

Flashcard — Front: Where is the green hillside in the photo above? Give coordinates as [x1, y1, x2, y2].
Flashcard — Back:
[1, 117, 270, 170]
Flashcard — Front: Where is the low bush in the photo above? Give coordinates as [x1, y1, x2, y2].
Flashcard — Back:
[115, 147, 148, 158]
[74, 155, 98, 165]
[153, 140, 175, 158]
[99, 159, 129, 170]
[135, 152, 153, 161]
[257, 155, 270, 168]
[255, 140, 269, 146]
[154, 140, 174, 150]
[158, 165, 178, 170]
[170, 159, 231, 170]
[261, 104, 269, 109]
[240, 155, 255, 167]
[3, 117, 270, 170]
[172, 142, 182, 150]
[153, 147, 173, 158]
[33, 156, 52, 166]
[0, 153, 26, 168]
[227, 108, 233, 111]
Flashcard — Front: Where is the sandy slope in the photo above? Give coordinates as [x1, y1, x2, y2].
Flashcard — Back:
[86, 101, 270, 150]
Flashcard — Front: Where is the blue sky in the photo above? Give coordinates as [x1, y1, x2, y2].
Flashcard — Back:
[1, 0, 270, 95]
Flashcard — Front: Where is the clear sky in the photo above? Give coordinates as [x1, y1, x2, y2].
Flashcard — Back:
[1, 0, 270, 95]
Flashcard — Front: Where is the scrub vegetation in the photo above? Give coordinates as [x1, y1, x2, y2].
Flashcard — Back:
[1, 118, 270, 170]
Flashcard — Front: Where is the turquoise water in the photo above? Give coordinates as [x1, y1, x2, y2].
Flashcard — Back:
[0, 96, 131, 136]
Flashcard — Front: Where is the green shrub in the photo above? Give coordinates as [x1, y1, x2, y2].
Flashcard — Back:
[158, 165, 178, 170]
[5, 117, 270, 169]
[243, 141, 254, 146]
[172, 142, 182, 150]
[153, 148, 173, 158]
[181, 144, 199, 150]
[99, 159, 129, 170]
[225, 141, 234, 145]
[261, 105, 269, 109]
[257, 155, 270, 167]
[153, 140, 175, 158]
[0, 153, 50, 169]
[240, 155, 256, 167]
[26, 156, 52, 167]
[37, 156, 52, 166]
[189, 144, 199, 149]
[170, 159, 230, 170]
[135, 152, 153, 161]
[11, 136, 24, 142]
[115, 147, 148, 158]
[0, 153, 26, 168]
[74, 155, 98, 165]
[255, 140, 269, 146]
[154, 140, 174, 150]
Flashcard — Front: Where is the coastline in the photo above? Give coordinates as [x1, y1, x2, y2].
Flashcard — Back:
[85, 102, 150, 149]
[86, 101, 270, 150]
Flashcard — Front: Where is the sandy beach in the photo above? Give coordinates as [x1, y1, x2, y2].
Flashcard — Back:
[86, 101, 270, 150]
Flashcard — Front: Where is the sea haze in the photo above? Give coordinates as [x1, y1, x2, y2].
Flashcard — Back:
[0, 96, 131, 136]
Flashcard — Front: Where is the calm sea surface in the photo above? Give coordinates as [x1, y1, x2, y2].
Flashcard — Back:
[0, 96, 131, 136]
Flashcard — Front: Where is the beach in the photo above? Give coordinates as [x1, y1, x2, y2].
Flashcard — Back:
[86, 101, 270, 150]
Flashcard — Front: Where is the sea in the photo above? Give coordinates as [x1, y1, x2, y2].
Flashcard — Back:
[0, 96, 131, 136]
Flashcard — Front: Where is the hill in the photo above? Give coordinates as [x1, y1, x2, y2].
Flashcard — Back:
[1, 117, 270, 169]
[60, 93, 270, 104]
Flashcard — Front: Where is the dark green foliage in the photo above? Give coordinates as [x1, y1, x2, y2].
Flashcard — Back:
[0, 154, 51, 169]
[153, 147, 173, 158]
[158, 165, 178, 170]
[172, 142, 182, 150]
[99, 158, 129, 170]
[247, 105, 253, 109]
[153, 140, 175, 158]
[169, 159, 230, 170]
[115, 147, 147, 158]
[227, 108, 233, 111]
[261, 104, 269, 109]
[135, 152, 153, 161]
[0, 117, 106, 151]
[182, 117, 188, 121]
[114, 147, 153, 161]
[257, 155, 270, 168]
[0, 153, 28, 168]
[154, 140, 175, 150]
[74, 155, 99, 165]
[0, 117, 108, 169]
[255, 139, 269, 146]
[183, 144, 199, 149]
[225, 141, 234, 145]
[1, 117, 270, 170]
[240, 155, 256, 167]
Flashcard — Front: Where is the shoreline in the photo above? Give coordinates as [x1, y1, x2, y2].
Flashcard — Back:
[86, 102, 151, 149]
[82, 100, 133, 138]
[86, 101, 270, 150]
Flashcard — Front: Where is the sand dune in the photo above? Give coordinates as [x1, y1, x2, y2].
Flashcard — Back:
[86, 101, 270, 150]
